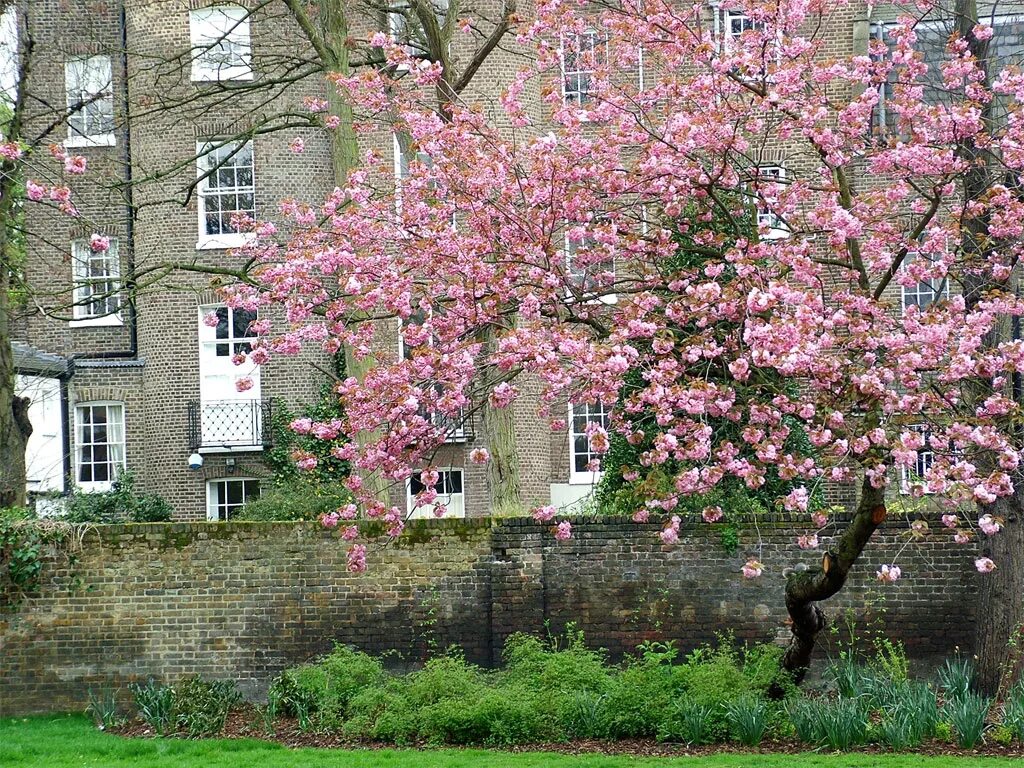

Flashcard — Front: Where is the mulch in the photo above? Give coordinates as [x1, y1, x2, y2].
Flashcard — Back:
[109, 705, 1024, 758]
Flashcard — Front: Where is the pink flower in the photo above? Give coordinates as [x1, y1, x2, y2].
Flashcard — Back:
[320, 512, 340, 529]
[941, 514, 958, 529]
[702, 505, 723, 523]
[797, 534, 818, 550]
[811, 511, 828, 529]
[532, 504, 556, 522]
[325, 115, 341, 129]
[469, 447, 490, 464]
[339, 504, 358, 520]
[973, 24, 995, 41]
[622, 469, 639, 482]
[975, 557, 997, 573]
[432, 503, 448, 518]
[290, 417, 314, 434]
[978, 514, 1002, 535]
[741, 559, 763, 579]
[296, 454, 318, 471]
[235, 377, 254, 392]
[89, 233, 110, 252]
[554, 521, 573, 540]
[877, 564, 902, 583]
[660, 527, 679, 544]
[632, 509, 650, 523]
[954, 530, 971, 544]
[289, 137, 305, 154]
[202, 311, 221, 328]
[783, 487, 809, 513]
[342, 525, 359, 541]
[0, 141, 22, 161]
[26, 180, 45, 201]
[64, 154, 86, 174]
[910, 520, 928, 537]
[489, 382, 518, 409]
[347, 544, 368, 573]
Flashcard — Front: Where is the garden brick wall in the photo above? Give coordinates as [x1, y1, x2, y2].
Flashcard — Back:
[0, 515, 978, 716]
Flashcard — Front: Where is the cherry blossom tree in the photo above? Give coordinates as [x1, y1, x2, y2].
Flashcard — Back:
[226, 0, 1024, 682]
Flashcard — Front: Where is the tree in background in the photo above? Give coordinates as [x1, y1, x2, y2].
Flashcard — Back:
[222, 0, 1024, 687]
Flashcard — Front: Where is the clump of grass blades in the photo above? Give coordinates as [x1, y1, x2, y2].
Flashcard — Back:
[945, 692, 990, 749]
[723, 696, 767, 746]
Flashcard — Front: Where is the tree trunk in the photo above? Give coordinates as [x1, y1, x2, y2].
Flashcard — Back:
[480, 383, 521, 515]
[778, 475, 887, 686]
[0, 161, 33, 509]
[949, 0, 1024, 697]
[975, 490, 1024, 696]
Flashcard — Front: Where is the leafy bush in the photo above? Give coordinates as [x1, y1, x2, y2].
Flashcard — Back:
[234, 480, 353, 522]
[129, 679, 176, 735]
[174, 677, 242, 737]
[602, 645, 682, 738]
[945, 692, 990, 748]
[65, 472, 171, 524]
[501, 629, 612, 697]
[269, 644, 384, 729]
[724, 696, 768, 746]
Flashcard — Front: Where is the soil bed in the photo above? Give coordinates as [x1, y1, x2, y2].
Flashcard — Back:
[110, 705, 1024, 758]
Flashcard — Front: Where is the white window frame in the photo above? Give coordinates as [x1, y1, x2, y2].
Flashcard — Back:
[206, 477, 261, 520]
[900, 252, 949, 314]
[74, 401, 125, 493]
[70, 238, 122, 327]
[196, 139, 256, 250]
[397, 315, 467, 442]
[560, 29, 607, 107]
[565, 229, 617, 304]
[569, 401, 611, 485]
[752, 166, 789, 240]
[189, 4, 253, 82]
[899, 424, 934, 494]
[64, 55, 115, 147]
[407, 467, 465, 518]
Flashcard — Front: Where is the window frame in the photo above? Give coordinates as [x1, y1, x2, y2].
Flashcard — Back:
[751, 165, 789, 240]
[406, 467, 465, 518]
[899, 424, 934, 495]
[568, 401, 611, 485]
[64, 55, 115, 147]
[560, 28, 607, 107]
[74, 401, 126, 493]
[206, 476, 261, 520]
[196, 139, 256, 250]
[70, 238, 122, 327]
[899, 251, 950, 314]
[564, 229, 617, 305]
[189, 4, 254, 82]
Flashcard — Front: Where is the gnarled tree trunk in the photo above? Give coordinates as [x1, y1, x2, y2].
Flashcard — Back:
[779, 475, 887, 685]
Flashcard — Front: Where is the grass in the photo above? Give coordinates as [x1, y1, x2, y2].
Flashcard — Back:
[0, 714, 1019, 768]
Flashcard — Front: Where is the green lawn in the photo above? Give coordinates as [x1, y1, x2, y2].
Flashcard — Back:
[0, 714, 1017, 768]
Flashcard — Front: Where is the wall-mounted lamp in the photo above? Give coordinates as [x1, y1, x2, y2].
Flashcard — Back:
[225, 457, 236, 475]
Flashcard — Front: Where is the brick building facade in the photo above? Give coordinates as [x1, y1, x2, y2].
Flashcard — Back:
[13, 1, 1007, 519]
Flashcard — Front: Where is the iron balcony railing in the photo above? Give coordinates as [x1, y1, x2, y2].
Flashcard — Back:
[187, 399, 272, 451]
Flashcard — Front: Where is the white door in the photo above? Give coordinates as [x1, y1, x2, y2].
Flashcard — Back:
[16, 375, 65, 493]
[198, 306, 262, 447]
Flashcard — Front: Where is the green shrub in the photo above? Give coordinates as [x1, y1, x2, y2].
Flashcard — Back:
[342, 679, 417, 744]
[990, 724, 1015, 746]
[945, 692, 990, 748]
[934, 721, 954, 743]
[724, 695, 768, 746]
[602, 649, 681, 739]
[501, 629, 612, 696]
[174, 677, 241, 737]
[877, 709, 924, 751]
[129, 679, 176, 735]
[234, 480, 353, 522]
[65, 472, 171, 524]
[269, 644, 384, 729]
[826, 654, 874, 699]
